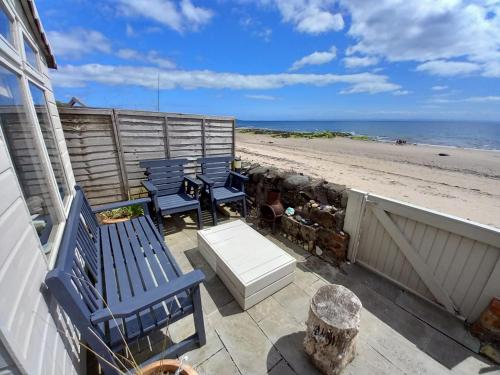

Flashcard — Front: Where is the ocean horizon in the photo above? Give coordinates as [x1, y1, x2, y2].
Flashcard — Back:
[237, 120, 500, 151]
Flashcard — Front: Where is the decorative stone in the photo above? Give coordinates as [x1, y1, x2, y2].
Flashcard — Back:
[304, 285, 362, 375]
[334, 210, 346, 231]
[326, 183, 347, 206]
[340, 190, 349, 209]
[316, 228, 349, 263]
[283, 174, 311, 190]
[471, 297, 500, 343]
[310, 208, 336, 230]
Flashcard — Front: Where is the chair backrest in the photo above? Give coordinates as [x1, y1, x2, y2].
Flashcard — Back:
[140, 158, 188, 196]
[45, 186, 103, 335]
[197, 156, 232, 188]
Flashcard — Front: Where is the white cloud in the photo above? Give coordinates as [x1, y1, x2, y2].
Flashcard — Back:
[245, 94, 278, 100]
[340, 0, 500, 77]
[465, 96, 500, 103]
[268, 0, 344, 34]
[47, 28, 111, 58]
[239, 15, 273, 42]
[117, 49, 176, 69]
[432, 85, 448, 91]
[416, 60, 481, 76]
[125, 24, 135, 37]
[117, 0, 213, 33]
[393, 90, 410, 96]
[343, 56, 379, 68]
[255, 28, 273, 42]
[51, 63, 401, 94]
[429, 95, 500, 104]
[289, 46, 337, 71]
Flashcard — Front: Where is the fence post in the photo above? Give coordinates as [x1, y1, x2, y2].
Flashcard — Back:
[163, 115, 170, 159]
[343, 189, 367, 262]
[110, 109, 129, 199]
[201, 117, 206, 157]
[232, 118, 236, 157]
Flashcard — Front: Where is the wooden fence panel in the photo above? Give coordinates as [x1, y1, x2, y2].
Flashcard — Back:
[58, 107, 235, 204]
[205, 118, 234, 157]
[344, 189, 500, 322]
[59, 109, 126, 205]
[167, 116, 203, 176]
[115, 111, 167, 197]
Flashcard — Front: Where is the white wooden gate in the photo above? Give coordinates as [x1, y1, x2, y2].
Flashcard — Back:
[344, 189, 500, 322]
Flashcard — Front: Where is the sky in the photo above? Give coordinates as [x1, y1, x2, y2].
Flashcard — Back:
[38, 0, 500, 121]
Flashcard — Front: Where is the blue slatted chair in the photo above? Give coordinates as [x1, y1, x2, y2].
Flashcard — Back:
[196, 156, 249, 225]
[45, 186, 206, 375]
[139, 158, 202, 234]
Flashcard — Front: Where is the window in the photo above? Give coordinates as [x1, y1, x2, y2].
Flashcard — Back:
[0, 5, 12, 43]
[28, 82, 69, 201]
[23, 37, 38, 68]
[0, 64, 60, 251]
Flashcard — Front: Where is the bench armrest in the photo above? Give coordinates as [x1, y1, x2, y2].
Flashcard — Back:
[142, 180, 158, 195]
[90, 269, 205, 324]
[197, 174, 214, 186]
[229, 171, 249, 182]
[92, 198, 151, 213]
[184, 176, 202, 189]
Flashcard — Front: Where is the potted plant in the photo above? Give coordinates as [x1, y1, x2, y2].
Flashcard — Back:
[139, 357, 197, 375]
[97, 204, 144, 224]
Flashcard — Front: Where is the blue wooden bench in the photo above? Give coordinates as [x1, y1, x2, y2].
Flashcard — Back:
[140, 158, 202, 234]
[197, 156, 249, 225]
[45, 186, 206, 374]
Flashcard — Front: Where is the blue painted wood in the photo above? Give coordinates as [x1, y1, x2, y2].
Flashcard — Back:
[140, 158, 203, 232]
[45, 185, 206, 375]
[196, 157, 247, 225]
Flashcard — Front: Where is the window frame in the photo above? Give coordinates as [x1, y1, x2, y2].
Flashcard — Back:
[0, 4, 73, 266]
[21, 31, 40, 72]
[0, 60, 67, 261]
[26, 79, 71, 208]
[0, 1, 18, 59]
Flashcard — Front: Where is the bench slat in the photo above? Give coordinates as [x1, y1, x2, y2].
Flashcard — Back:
[131, 218, 185, 316]
[124, 220, 168, 325]
[100, 227, 125, 347]
[136, 216, 190, 312]
[107, 225, 141, 340]
[115, 222, 156, 332]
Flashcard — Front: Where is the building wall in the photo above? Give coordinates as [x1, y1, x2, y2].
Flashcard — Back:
[0, 0, 80, 374]
[0, 339, 20, 375]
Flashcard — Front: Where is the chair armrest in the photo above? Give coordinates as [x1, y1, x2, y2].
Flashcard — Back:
[197, 174, 214, 186]
[184, 176, 202, 189]
[92, 198, 151, 213]
[90, 269, 205, 324]
[142, 180, 158, 195]
[229, 171, 249, 182]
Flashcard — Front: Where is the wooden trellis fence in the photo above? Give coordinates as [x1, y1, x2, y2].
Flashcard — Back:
[59, 107, 235, 204]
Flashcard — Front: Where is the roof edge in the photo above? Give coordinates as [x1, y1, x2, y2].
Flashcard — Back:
[20, 0, 57, 69]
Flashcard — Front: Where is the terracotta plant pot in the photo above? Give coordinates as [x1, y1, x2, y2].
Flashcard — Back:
[139, 359, 198, 375]
[100, 217, 130, 224]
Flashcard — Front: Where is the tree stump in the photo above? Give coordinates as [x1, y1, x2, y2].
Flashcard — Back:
[304, 284, 362, 375]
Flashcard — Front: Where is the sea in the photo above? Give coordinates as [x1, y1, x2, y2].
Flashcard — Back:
[237, 120, 500, 151]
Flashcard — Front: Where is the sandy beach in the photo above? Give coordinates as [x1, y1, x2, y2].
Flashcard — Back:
[236, 131, 500, 228]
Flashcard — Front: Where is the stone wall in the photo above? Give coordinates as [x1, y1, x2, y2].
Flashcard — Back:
[242, 163, 350, 265]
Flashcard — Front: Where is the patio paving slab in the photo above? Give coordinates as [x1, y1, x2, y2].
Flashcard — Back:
[196, 348, 241, 375]
[271, 282, 312, 323]
[126, 213, 495, 375]
[267, 360, 296, 375]
[213, 302, 283, 374]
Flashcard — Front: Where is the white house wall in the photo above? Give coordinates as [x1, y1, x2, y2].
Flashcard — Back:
[0, 0, 79, 374]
